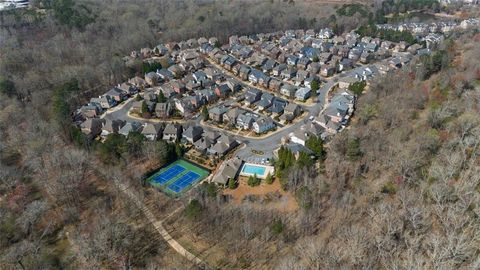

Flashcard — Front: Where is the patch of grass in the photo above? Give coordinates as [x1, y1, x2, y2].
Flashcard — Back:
[270, 219, 284, 235]
[184, 199, 202, 219]
[381, 181, 397, 194]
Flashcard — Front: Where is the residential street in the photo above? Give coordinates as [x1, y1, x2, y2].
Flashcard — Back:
[101, 69, 339, 161]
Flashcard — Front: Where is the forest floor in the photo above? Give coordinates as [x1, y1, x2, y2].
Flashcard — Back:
[223, 177, 299, 212]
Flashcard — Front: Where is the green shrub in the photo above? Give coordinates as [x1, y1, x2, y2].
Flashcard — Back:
[270, 219, 284, 235]
[265, 173, 274, 185]
[296, 186, 313, 210]
[247, 174, 261, 187]
[185, 199, 202, 219]
[206, 182, 217, 197]
[228, 178, 237, 189]
[347, 138, 362, 161]
[381, 181, 397, 194]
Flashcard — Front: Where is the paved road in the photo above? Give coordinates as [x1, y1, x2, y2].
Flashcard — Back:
[101, 61, 340, 160]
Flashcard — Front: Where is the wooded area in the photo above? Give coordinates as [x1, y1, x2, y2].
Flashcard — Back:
[1, 0, 479, 268]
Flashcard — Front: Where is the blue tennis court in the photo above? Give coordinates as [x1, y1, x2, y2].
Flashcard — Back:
[167, 171, 201, 193]
[147, 159, 210, 196]
[153, 165, 185, 185]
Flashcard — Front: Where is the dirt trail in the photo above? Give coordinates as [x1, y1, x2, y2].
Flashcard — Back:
[114, 180, 209, 269]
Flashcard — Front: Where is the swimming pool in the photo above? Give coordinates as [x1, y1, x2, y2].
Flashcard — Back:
[241, 164, 267, 176]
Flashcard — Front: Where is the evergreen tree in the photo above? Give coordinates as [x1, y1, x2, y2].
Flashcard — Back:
[228, 178, 237, 189]
[306, 135, 326, 159]
[141, 100, 149, 114]
[157, 91, 167, 103]
[265, 173, 274, 184]
[202, 106, 209, 121]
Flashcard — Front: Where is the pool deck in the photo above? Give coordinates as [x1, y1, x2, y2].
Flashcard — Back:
[239, 163, 275, 179]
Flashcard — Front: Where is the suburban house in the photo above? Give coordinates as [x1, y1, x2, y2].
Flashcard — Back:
[80, 104, 101, 118]
[209, 105, 229, 123]
[171, 80, 186, 94]
[162, 123, 182, 141]
[248, 69, 267, 85]
[295, 87, 312, 101]
[221, 55, 237, 70]
[338, 75, 361, 88]
[239, 65, 251, 80]
[286, 55, 299, 66]
[226, 78, 242, 92]
[360, 52, 374, 64]
[214, 84, 232, 98]
[320, 65, 335, 77]
[156, 69, 173, 82]
[90, 95, 117, 109]
[338, 58, 354, 72]
[284, 103, 302, 117]
[272, 63, 287, 76]
[193, 70, 207, 82]
[145, 72, 160, 86]
[316, 114, 342, 134]
[182, 125, 204, 143]
[117, 83, 139, 96]
[119, 121, 143, 137]
[195, 89, 217, 104]
[101, 119, 126, 138]
[256, 92, 274, 110]
[280, 84, 297, 99]
[269, 78, 283, 92]
[203, 130, 221, 142]
[268, 98, 288, 116]
[290, 129, 311, 146]
[281, 68, 297, 79]
[348, 48, 362, 61]
[128, 76, 148, 88]
[274, 143, 313, 159]
[259, 74, 271, 88]
[141, 123, 163, 141]
[186, 79, 201, 91]
[167, 65, 184, 78]
[81, 118, 103, 140]
[224, 107, 244, 124]
[262, 59, 278, 73]
[304, 122, 325, 137]
[155, 102, 172, 118]
[236, 113, 255, 130]
[212, 157, 243, 186]
[105, 87, 128, 102]
[297, 57, 311, 70]
[194, 137, 213, 154]
[280, 103, 302, 123]
[245, 88, 262, 105]
[209, 135, 238, 157]
[253, 117, 275, 134]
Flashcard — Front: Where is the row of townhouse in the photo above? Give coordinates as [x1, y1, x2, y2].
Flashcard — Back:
[208, 103, 280, 134]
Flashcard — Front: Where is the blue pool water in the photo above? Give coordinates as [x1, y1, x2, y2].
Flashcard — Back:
[242, 164, 266, 176]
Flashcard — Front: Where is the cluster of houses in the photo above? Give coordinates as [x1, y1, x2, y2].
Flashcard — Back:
[376, 17, 480, 48]
[74, 22, 459, 190]
[79, 116, 239, 158]
[75, 81, 142, 121]
[197, 26, 441, 116]
[287, 89, 355, 149]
